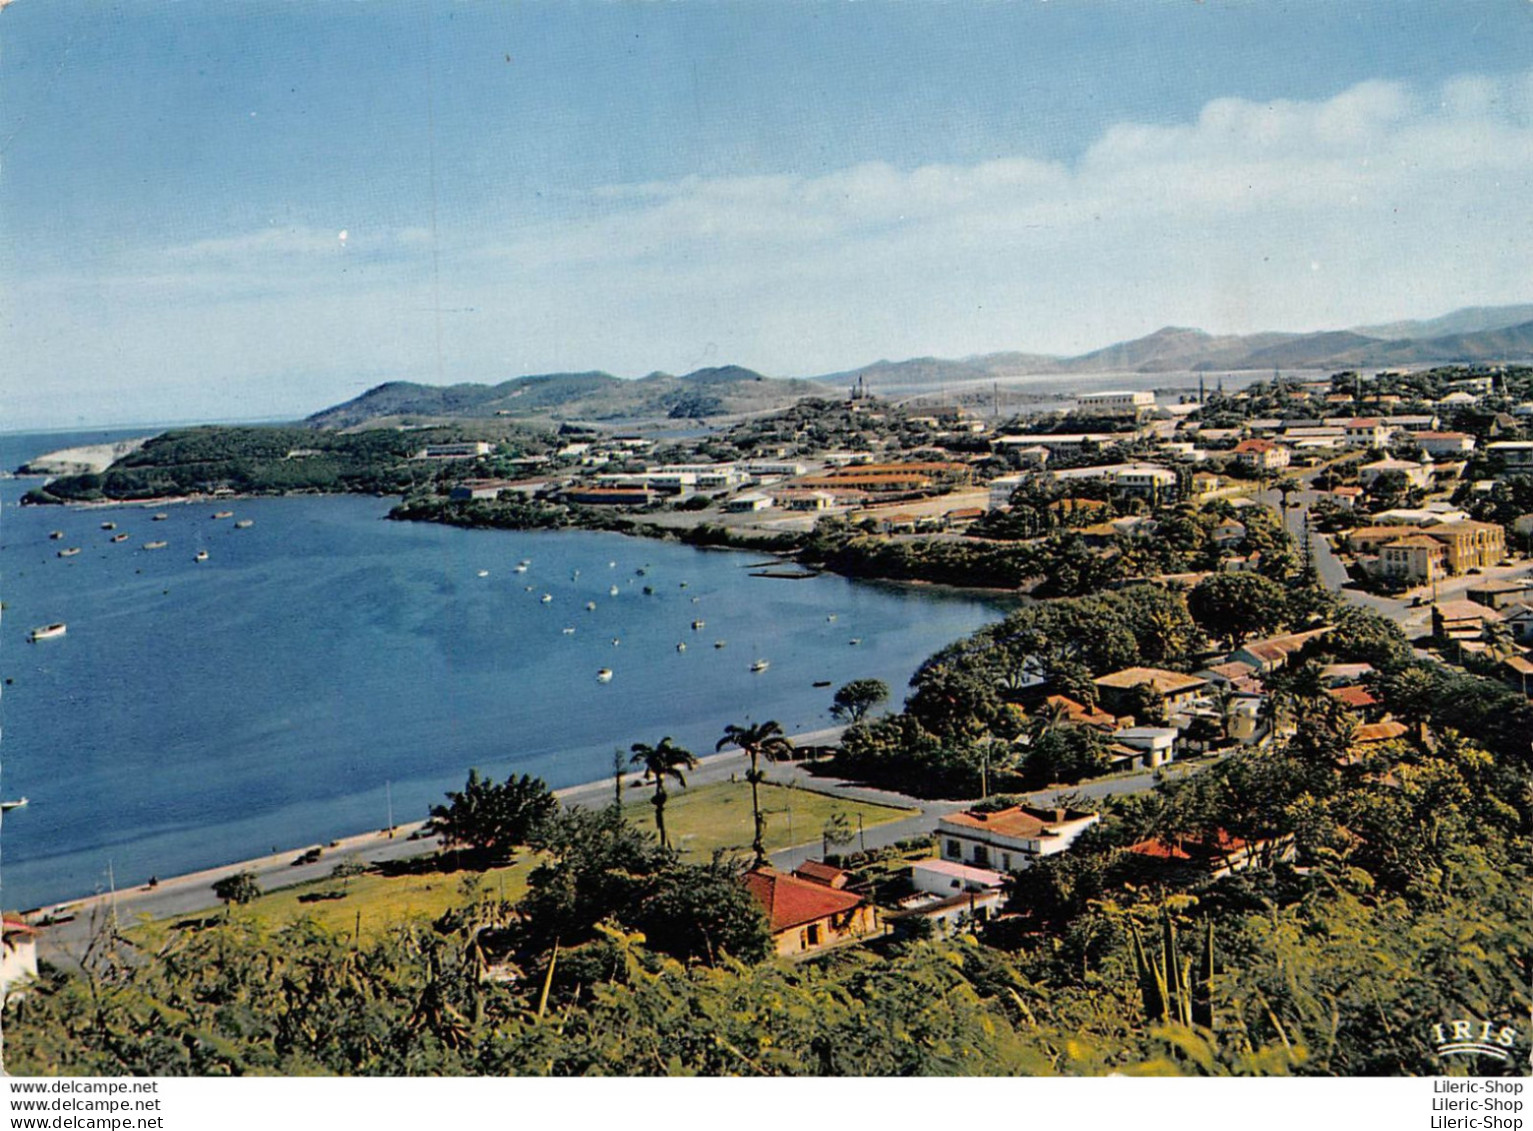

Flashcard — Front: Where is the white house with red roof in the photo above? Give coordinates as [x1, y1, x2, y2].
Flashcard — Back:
[937, 805, 1100, 872]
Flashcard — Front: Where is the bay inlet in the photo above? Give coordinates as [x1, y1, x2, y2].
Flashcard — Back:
[0, 431, 1007, 910]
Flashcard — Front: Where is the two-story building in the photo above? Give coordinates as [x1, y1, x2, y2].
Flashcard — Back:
[937, 805, 1100, 872]
[1232, 439, 1290, 473]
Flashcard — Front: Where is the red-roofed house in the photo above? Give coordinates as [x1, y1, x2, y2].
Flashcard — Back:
[792, 860, 850, 889]
[1233, 438, 1290, 472]
[743, 868, 876, 957]
[1040, 694, 1118, 730]
[1127, 830, 1295, 880]
[1230, 627, 1331, 675]
[1326, 685, 1380, 712]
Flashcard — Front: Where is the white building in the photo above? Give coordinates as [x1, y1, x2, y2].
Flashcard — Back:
[1358, 458, 1433, 490]
[1411, 432, 1476, 458]
[1487, 442, 1533, 468]
[1111, 726, 1180, 769]
[414, 441, 493, 460]
[1078, 390, 1155, 417]
[1, 919, 38, 1001]
[937, 805, 1101, 872]
[724, 493, 773, 513]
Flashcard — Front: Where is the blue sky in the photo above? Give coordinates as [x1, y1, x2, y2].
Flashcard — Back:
[4, 1, 1533, 428]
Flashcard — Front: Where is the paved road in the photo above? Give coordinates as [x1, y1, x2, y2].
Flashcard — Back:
[35, 727, 847, 964]
[1257, 471, 1532, 638]
[766, 762, 1178, 874]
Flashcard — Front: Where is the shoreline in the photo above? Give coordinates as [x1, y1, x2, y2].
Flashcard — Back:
[21, 727, 848, 928]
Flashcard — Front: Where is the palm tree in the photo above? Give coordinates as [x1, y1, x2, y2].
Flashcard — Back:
[629, 737, 697, 849]
[718, 720, 794, 866]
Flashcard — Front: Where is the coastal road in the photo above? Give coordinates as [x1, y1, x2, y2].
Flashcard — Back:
[35, 706, 1197, 966]
[34, 727, 846, 965]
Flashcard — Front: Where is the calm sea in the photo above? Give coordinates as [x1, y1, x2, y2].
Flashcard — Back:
[0, 428, 1006, 909]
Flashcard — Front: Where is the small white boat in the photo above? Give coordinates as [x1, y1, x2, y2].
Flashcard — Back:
[691, 619, 705, 630]
[540, 594, 553, 603]
[676, 642, 686, 652]
[235, 519, 254, 529]
[608, 561, 616, 568]
[751, 659, 770, 673]
[524, 585, 534, 592]
[477, 570, 490, 578]
[596, 668, 614, 683]
[48, 530, 64, 540]
[585, 601, 597, 611]
[195, 551, 210, 562]
[609, 585, 620, 597]
[143, 541, 167, 550]
[562, 627, 576, 635]
[849, 638, 862, 646]
[57, 547, 81, 557]
[152, 513, 168, 521]
[827, 614, 837, 622]
[513, 564, 528, 573]
[100, 521, 116, 531]
[0, 798, 28, 812]
[714, 640, 726, 649]
[212, 511, 234, 520]
[28, 623, 66, 642]
[111, 532, 129, 543]
[518, 559, 531, 566]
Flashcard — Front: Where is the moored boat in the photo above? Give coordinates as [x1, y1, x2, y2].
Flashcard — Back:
[0, 797, 28, 812]
[212, 511, 234, 519]
[540, 593, 553, 603]
[750, 659, 770, 672]
[57, 547, 81, 557]
[152, 513, 168, 521]
[110, 532, 129, 542]
[235, 519, 254, 528]
[195, 551, 210, 562]
[28, 623, 66, 642]
[596, 668, 614, 683]
[48, 530, 64, 540]
[691, 619, 705, 630]
[143, 540, 167, 550]
[100, 521, 116, 530]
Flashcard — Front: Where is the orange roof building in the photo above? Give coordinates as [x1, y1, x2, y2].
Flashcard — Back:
[743, 868, 876, 957]
[1127, 829, 1295, 879]
[937, 805, 1100, 872]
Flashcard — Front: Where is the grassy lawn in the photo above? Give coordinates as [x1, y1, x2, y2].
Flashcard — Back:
[205, 855, 541, 940]
[622, 780, 916, 860]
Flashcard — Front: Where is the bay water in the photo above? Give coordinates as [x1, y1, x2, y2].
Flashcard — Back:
[0, 428, 1005, 909]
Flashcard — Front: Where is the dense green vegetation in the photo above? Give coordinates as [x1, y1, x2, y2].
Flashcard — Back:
[23, 425, 553, 504]
[10, 675, 1526, 1076]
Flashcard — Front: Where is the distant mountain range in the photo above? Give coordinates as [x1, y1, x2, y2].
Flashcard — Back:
[309, 303, 1533, 427]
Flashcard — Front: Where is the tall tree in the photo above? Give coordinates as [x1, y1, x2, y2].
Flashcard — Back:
[630, 737, 698, 849]
[718, 720, 794, 865]
[830, 678, 889, 724]
[425, 770, 558, 863]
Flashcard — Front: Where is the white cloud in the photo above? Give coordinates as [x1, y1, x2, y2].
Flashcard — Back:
[10, 69, 1533, 426]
